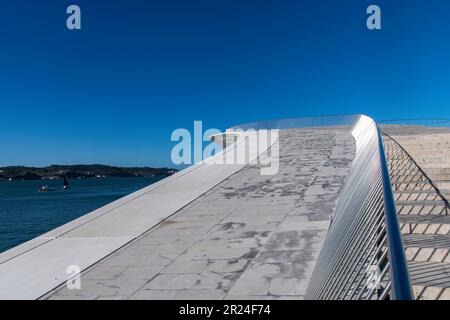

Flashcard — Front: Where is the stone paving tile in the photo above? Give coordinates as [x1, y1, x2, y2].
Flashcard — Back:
[230, 205, 292, 217]
[241, 261, 312, 279]
[220, 215, 287, 225]
[268, 277, 307, 296]
[130, 289, 178, 300]
[439, 288, 450, 299]
[203, 259, 250, 273]
[193, 231, 273, 249]
[83, 266, 127, 280]
[48, 294, 98, 300]
[135, 234, 202, 246]
[253, 249, 320, 264]
[151, 245, 192, 255]
[146, 225, 213, 237]
[171, 215, 225, 223]
[183, 211, 230, 218]
[192, 237, 255, 249]
[96, 295, 129, 300]
[100, 253, 175, 267]
[212, 221, 280, 234]
[226, 277, 270, 296]
[177, 247, 258, 261]
[145, 272, 236, 290]
[277, 295, 304, 300]
[162, 260, 209, 274]
[46, 128, 356, 300]
[188, 201, 243, 211]
[55, 278, 147, 297]
[238, 263, 282, 278]
[116, 244, 159, 256]
[119, 265, 164, 280]
[174, 289, 227, 300]
[223, 295, 278, 300]
[276, 221, 329, 233]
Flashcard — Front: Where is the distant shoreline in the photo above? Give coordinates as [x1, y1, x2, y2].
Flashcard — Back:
[0, 164, 177, 181]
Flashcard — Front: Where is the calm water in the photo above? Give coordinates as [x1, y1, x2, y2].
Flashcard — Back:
[0, 176, 164, 253]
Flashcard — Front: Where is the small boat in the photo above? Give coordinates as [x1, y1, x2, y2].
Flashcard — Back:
[63, 176, 70, 189]
[38, 185, 55, 192]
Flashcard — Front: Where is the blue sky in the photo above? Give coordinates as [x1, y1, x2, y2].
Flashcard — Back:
[1, 0, 449, 167]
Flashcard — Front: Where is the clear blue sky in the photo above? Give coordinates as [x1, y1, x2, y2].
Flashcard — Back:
[1, 0, 449, 167]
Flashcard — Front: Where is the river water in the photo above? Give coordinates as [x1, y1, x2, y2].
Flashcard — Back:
[0, 176, 164, 252]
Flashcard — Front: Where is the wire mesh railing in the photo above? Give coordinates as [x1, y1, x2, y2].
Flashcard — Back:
[378, 119, 450, 136]
[378, 118, 450, 126]
[381, 132, 449, 230]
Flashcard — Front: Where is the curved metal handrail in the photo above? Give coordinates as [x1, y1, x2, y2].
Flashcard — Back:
[231, 114, 413, 300]
[377, 125, 414, 300]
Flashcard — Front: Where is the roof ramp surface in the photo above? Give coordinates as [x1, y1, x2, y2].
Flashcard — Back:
[0, 115, 414, 300]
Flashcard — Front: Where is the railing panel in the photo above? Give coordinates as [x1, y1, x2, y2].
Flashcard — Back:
[232, 114, 413, 300]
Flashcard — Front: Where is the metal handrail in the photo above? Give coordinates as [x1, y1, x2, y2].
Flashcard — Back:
[377, 125, 414, 300]
[231, 114, 413, 300]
